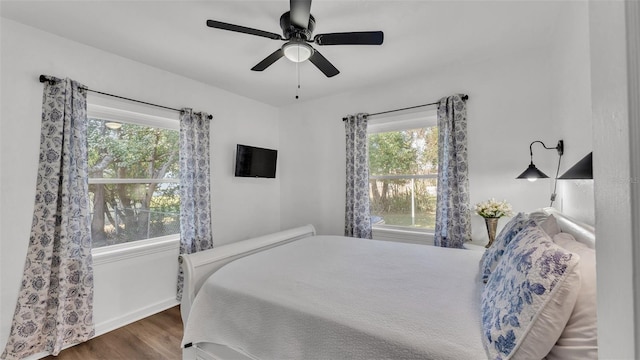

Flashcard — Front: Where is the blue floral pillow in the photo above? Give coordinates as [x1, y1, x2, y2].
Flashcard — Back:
[481, 224, 581, 360]
[480, 212, 530, 282]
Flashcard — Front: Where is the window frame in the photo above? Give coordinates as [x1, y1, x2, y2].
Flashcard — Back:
[86, 102, 181, 256]
[367, 109, 438, 241]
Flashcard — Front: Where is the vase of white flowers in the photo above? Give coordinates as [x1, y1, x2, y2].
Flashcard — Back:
[475, 199, 513, 248]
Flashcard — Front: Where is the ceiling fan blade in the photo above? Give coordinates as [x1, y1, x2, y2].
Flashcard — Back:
[314, 31, 384, 45]
[207, 20, 282, 40]
[251, 49, 285, 71]
[309, 50, 339, 77]
[290, 0, 312, 28]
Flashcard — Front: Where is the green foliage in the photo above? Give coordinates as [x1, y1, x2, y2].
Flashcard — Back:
[150, 183, 180, 212]
[417, 127, 438, 174]
[88, 119, 179, 178]
[368, 127, 438, 177]
[368, 131, 417, 176]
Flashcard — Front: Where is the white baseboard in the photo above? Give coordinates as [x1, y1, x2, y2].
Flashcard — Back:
[94, 297, 179, 337]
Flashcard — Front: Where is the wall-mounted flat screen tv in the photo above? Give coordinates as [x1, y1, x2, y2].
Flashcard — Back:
[234, 144, 278, 178]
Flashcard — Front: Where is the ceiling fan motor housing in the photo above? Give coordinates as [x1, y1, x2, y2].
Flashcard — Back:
[280, 11, 315, 40]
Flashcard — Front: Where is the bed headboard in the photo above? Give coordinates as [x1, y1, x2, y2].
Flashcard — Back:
[539, 207, 595, 249]
[179, 224, 316, 325]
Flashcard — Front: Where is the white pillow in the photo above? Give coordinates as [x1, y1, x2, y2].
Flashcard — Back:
[547, 233, 598, 360]
[481, 224, 581, 360]
[553, 233, 582, 249]
[528, 211, 561, 237]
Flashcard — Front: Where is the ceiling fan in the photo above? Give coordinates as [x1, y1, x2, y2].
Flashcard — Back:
[206, 0, 384, 77]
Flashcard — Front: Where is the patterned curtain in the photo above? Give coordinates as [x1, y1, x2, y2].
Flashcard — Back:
[434, 94, 471, 248]
[176, 109, 213, 301]
[2, 78, 94, 359]
[344, 113, 373, 239]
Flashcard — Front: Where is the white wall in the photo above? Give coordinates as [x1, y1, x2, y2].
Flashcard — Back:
[279, 45, 560, 243]
[590, 1, 638, 358]
[548, 1, 595, 225]
[0, 18, 280, 349]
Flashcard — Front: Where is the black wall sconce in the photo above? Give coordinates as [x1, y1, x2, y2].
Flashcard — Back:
[558, 152, 593, 179]
[516, 140, 564, 206]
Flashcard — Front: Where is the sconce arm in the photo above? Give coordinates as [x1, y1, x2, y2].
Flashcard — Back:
[527, 139, 564, 207]
[529, 140, 564, 158]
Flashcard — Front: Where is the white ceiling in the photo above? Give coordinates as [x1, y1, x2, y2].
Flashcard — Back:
[1, 1, 571, 107]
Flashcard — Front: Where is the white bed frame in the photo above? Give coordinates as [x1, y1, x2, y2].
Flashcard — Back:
[179, 225, 316, 360]
[540, 207, 595, 248]
[179, 209, 594, 360]
[179, 224, 316, 326]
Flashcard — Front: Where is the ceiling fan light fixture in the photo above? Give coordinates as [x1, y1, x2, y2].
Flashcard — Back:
[283, 42, 313, 63]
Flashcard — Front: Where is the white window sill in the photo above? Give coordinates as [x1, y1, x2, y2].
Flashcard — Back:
[92, 235, 180, 265]
[372, 226, 434, 245]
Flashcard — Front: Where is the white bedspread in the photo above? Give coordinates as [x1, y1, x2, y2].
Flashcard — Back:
[182, 235, 486, 360]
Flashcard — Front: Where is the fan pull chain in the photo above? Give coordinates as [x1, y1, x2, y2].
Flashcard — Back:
[295, 49, 301, 99]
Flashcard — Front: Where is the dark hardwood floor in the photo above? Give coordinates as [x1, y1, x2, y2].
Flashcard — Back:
[44, 306, 183, 360]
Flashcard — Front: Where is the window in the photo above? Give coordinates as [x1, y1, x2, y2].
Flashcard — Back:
[367, 111, 437, 230]
[87, 105, 180, 248]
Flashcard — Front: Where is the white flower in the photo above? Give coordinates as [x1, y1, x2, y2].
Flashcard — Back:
[475, 198, 513, 218]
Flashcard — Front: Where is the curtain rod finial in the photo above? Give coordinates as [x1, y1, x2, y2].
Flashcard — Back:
[39, 75, 55, 85]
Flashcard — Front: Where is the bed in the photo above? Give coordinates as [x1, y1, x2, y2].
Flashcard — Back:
[179, 208, 597, 360]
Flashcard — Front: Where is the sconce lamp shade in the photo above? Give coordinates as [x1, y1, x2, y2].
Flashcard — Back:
[517, 163, 550, 181]
[559, 152, 593, 179]
[516, 139, 563, 205]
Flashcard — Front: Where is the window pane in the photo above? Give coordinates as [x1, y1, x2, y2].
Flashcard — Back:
[87, 117, 180, 248]
[369, 178, 437, 229]
[89, 183, 180, 248]
[368, 126, 438, 230]
[87, 118, 180, 179]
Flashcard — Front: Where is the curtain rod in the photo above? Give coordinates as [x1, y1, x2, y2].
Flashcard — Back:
[342, 94, 469, 121]
[39, 75, 213, 120]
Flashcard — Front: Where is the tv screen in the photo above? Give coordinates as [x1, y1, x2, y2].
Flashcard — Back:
[234, 144, 278, 178]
